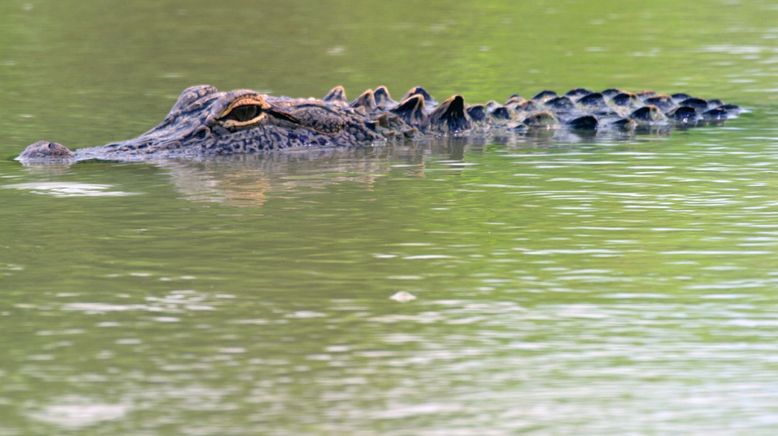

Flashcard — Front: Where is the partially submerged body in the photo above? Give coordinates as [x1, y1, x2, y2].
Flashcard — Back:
[16, 84, 742, 164]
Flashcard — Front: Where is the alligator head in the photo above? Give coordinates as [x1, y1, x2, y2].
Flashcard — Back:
[16, 85, 383, 164]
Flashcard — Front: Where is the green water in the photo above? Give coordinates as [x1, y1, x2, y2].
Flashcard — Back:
[1, 0, 778, 434]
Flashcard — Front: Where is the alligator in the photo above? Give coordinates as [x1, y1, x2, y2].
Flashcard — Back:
[16, 84, 742, 164]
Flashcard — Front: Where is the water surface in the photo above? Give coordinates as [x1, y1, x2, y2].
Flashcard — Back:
[1, 0, 778, 434]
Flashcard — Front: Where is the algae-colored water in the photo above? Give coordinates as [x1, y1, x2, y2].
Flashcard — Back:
[1, 0, 778, 433]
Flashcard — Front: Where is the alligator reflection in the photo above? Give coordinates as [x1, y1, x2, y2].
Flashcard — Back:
[157, 141, 473, 207]
[148, 124, 674, 206]
[15, 131, 660, 206]
[155, 128, 649, 207]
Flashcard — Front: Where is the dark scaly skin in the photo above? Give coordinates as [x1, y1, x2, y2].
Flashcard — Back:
[16, 84, 742, 164]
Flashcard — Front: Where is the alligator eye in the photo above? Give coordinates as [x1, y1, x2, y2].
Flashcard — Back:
[224, 105, 262, 123]
[218, 95, 270, 128]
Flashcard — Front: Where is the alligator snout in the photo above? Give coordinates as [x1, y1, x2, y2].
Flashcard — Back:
[17, 140, 75, 163]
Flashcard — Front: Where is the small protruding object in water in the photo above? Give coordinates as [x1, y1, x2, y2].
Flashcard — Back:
[17, 140, 75, 162]
[466, 104, 487, 122]
[718, 103, 741, 115]
[489, 106, 512, 120]
[532, 90, 558, 102]
[671, 93, 691, 103]
[428, 95, 471, 132]
[594, 107, 619, 118]
[504, 95, 527, 106]
[703, 107, 728, 122]
[373, 85, 396, 109]
[545, 96, 575, 111]
[601, 88, 623, 98]
[668, 106, 698, 124]
[565, 88, 592, 99]
[611, 92, 639, 107]
[630, 105, 666, 124]
[390, 94, 426, 126]
[577, 92, 606, 108]
[512, 123, 528, 133]
[523, 111, 559, 129]
[374, 113, 417, 138]
[679, 97, 709, 113]
[643, 95, 674, 112]
[637, 90, 657, 99]
[401, 86, 436, 105]
[612, 118, 637, 131]
[514, 100, 542, 112]
[568, 115, 598, 131]
[323, 85, 348, 104]
[351, 89, 377, 111]
[390, 291, 417, 303]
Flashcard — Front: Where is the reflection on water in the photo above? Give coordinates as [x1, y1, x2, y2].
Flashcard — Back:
[158, 145, 435, 207]
[2, 182, 137, 198]
[1, 0, 778, 433]
[7, 133, 690, 207]
[27, 398, 129, 430]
